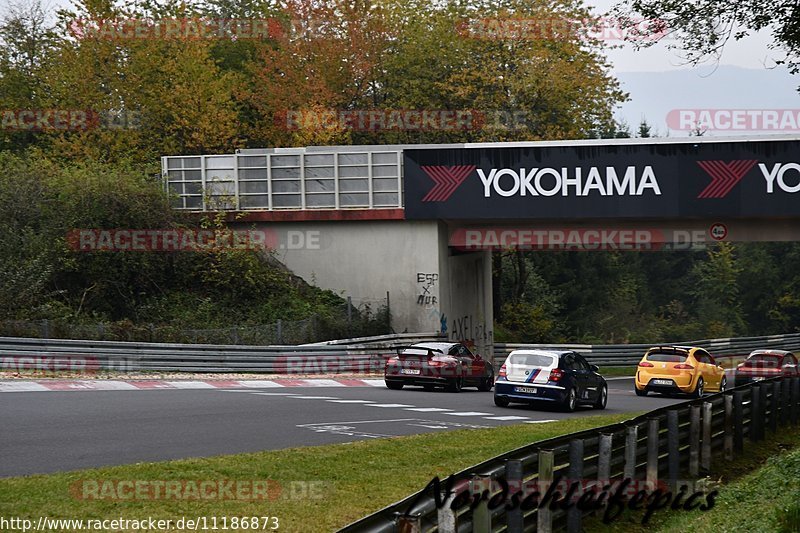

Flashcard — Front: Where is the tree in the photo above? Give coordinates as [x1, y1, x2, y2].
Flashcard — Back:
[612, 0, 800, 73]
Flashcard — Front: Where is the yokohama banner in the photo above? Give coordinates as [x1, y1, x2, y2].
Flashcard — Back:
[403, 138, 800, 219]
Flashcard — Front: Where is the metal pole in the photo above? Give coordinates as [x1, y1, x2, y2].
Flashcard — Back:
[646, 418, 659, 490]
[470, 475, 491, 533]
[505, 459, 524, 533]
[724, 394, 734, 461]
[751, 384, 762, 441]
[624, 425, 638, 480]
[701, 402, 712, 471]
[733, 391, 744, 453]
[689, 404, 701, 477]
[567, 439, 584, 532]
[667, 410, 680, 492]
[538, 450, 554, 533]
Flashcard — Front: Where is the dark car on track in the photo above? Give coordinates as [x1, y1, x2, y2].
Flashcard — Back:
[384, 342, 494, 392]
[493, 350, 607, 412]
[735, 349, 799, 386]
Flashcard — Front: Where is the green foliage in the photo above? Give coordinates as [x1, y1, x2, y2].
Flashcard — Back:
[495, 243, 800, 344]
[0, 151, 383, 340]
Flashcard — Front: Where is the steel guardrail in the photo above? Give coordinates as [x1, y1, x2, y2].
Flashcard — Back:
[339, 375, 800, 532]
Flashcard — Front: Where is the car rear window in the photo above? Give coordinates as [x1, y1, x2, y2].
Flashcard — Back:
[508, 353, 556, 367]
[646, 352, 688, 363]
[743, 355, 781, 367]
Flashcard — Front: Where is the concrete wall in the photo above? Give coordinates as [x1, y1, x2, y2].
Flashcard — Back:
[233, 220, 494, 359]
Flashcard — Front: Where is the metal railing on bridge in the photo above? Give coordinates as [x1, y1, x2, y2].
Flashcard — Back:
[162, 146, 404, 211]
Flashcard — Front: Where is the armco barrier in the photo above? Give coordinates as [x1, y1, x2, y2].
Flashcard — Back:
[494, 332, 800, 366]
[339, 376, 800, 532]
[1, 332, 799, 374]
[0, 333, 444, 374]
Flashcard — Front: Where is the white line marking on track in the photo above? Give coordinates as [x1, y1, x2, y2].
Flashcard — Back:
[524, 419, 557, 424]
[235, 381, 285, 388]
[445, 412, 492, 416]
[605, 376, 634, 381]
[297, 379, 345, 387]
[363, 380, 386, 387]
[366, 403, 415, 408]
[165, 381, 216, 389]
[326, 399, 375, 403]
[483, 416, 530, 421]
[297, 418, 417, 426]
[293, 396, 340, 399]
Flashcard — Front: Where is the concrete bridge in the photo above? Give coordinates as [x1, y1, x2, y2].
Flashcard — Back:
[162, 136, 800, 356]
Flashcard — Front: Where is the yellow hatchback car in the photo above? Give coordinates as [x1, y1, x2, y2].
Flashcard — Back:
[635, 346, 726, 397]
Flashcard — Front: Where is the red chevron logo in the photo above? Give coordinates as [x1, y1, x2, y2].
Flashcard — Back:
[696, 160, 758, 199]
[420, 165, 476, 202]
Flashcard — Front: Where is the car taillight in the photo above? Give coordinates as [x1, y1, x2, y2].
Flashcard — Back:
[549, 368, 563, 382]
[674, 364, 694, 370]
[638, 361, 654, 367]
[498, 364, 507, 378]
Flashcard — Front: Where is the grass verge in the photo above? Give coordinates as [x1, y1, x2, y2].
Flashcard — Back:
[0, 414, 634, 532]
[598, 366, 637, 377]
[583, 425, 800, 532]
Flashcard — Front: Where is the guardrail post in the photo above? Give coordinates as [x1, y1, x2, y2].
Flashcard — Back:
[505, 460, 524, 533]
[689, 404, 701, 477]
[394, 512, 421, 533]
[792, 377, 800, 425]
[436, 478, 459, 533]
[598, 433, 612, 483]
[733, 391, 744, 453]
[701, 402, 712, 472]
[538, 450, 554, 533]
[783, 378, 792, 427]
[667, 411, 679, 492]
[751, 384, 763, 441]
[646, 417, 659, 490]
[567, 439, 584, 533]
[724, 394, 734, 461]
[470, 475, 491, 533]
[769, 381, 779, 433]
[624, 425, 638, 480]
[760, 384, 769, 436]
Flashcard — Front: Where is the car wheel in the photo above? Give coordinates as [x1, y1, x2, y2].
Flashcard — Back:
[594, 385, 608, 409]
[693, 377, 704, 398]
[494, 395, 510, 407]
[446, 376, 463, 393]
[477, 369, 494, 392]
[719, 376, 727, 393]
[635, 387, 648, 397]
[385, 380, 403, 390]
[563, 388, 577, 412]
